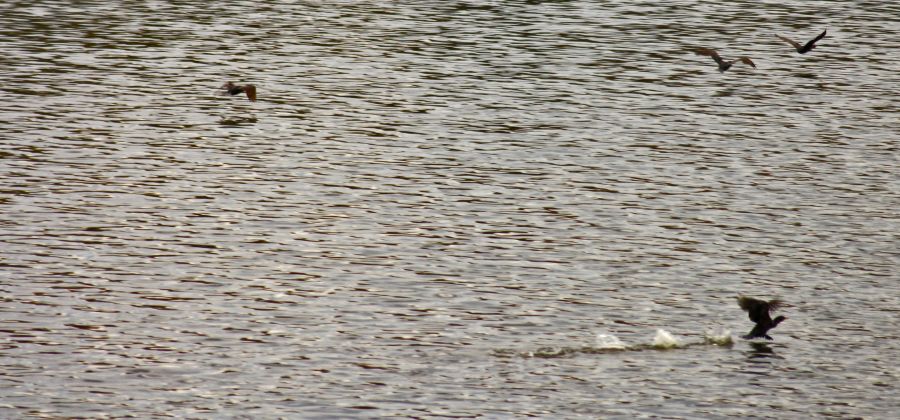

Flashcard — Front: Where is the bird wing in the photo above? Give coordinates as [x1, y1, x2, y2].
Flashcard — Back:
[766, 299, 783, 313]
[695, 47, 720, 59]
[695, 48, 726, 66]
[737, 296, 760, 311]
[802, 29, 827, 51]
[738, 57, 756, 68]
[737, 296, 769, 323]
[775, 35, 801, 50]
[244, 84, 257, 102]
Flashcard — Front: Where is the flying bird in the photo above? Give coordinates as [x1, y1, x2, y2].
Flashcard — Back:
[775, 29, 827, 54]
[221, 82, 257, 101]
[737, 296, 787, 340]
[695, 48, 757, 73]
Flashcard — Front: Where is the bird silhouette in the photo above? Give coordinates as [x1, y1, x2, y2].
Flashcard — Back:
[221, 82, 257, 101]
[695, 48, 757, 73]
[776, 29, 827, 54]
[737, 296, 786, 340]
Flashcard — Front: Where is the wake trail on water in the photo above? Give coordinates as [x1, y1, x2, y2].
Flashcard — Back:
[493, 328, 735, 359]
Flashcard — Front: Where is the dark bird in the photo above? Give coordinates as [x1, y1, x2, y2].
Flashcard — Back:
[695, 48, 757, 73]
[737, 296, 786, 340]
[221, 82, 257, 102]
[776, 29, 827, 54]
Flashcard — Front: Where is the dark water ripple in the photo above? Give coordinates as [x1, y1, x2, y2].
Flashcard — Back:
[1, 1, 899, 418]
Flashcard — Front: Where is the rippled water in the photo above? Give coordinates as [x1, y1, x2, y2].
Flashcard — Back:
[2, 1, 898, 418]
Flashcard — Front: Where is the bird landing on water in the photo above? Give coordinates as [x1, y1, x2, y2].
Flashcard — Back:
[737, 296, 786, 340]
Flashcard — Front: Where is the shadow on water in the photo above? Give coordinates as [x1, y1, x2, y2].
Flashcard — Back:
[740, 341, 786, 377]
[745, 341, 784, 361]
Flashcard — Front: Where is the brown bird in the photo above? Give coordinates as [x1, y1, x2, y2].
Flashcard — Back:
[776, 29, 827, 54]
[737, 296, 787, 340]
[695, 48, 757, 73]
[221, 82, 257, 101]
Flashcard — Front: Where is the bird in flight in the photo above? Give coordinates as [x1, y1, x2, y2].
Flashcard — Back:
[775, 29, 827, 54]
[694, 48, 757, 73]
[221, 82, 257, 101]
[737, 296, 786, 340]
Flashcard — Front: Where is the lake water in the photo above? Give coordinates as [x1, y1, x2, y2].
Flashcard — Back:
[1, 1, 898, 418]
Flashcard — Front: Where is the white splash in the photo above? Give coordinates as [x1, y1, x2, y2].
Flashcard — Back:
[595, 333, 627, 350]
[652, 329, 679, 349]
[704, 328, 734, 346]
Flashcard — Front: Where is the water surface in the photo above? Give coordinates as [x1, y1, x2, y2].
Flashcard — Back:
[1, 1, 898, 418]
